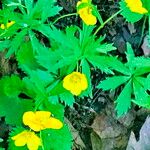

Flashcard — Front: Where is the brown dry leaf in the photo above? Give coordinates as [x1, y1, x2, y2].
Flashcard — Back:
[90, 131, 102, 150]
[141, 35, 150, 57]
[65, 118, 85, 150]
[91, 112, 128, 150]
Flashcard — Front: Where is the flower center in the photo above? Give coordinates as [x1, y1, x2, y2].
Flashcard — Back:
[70, 74, 81, 83]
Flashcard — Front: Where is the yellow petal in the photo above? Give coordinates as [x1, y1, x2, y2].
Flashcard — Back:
[35, 111, 51, 119]
[23, 111, 63, 131]
[125, 0, 148, 14]
[23, 111, 35, 126]
[78, 7, 97, 25]
[44, 117, 63, 129]
[80, 74, 88, 90]
[70, 87, 82, 96]
[12, 131, 28, 147]
[27, 132, 42, 150]
[63, 72, 88, 96]
[0, 21, 15, 29]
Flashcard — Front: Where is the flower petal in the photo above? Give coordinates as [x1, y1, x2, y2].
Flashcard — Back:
[11, 131, 28, 147]
[23, 111, 35, 125]
[27, 132, 42, 150]
[125, 0, 148, 14]
[63, 72, 88, 96]
[44, 117, 63, 129]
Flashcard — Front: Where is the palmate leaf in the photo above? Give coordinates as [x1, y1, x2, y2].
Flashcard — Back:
[119, 0, 143, 23]
[41, 125, 72, 150]
[115, 79, 132, 117]
[97, 76, 130, 91]
[30, 0, 62, 22]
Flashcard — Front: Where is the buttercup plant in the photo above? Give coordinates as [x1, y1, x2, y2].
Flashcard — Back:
[1, 0, 150, 149]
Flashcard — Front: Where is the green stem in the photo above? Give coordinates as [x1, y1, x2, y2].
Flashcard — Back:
[148, 15, 150, 36]
[94, 9, 123, 36]
[52, 13, 77, 25]
[148, 15, 150, 47]
[40, 131, 45, 150]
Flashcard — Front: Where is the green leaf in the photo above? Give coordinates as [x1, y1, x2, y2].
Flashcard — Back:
[134, 67, 150, 76]
[25, 0, 33, 14]
[0, 40, 10, 51]
[96, 43, 116, 54]
[41, 102, 64, 121]
[6, 29, 27, 58]
[142, 0, 150, 12]
[59, 92, 75, 106]
[41, 125, 72, 150]
[97, 76, 130, 91]
[115, 79, 132, 117]
[17, 42, 39, 72]
[125, 43, 135, 64]
[30, 0, 62, 22]
[119, 0, 143, 23]
[87, 55, 114, 74]
[81, 59, 93, 98]
[131, 57, 150, 68]
[133, 77, 148, 100]
[132, 97, 150, 108]
[0, 95, 33, 125]
[50, 81, 66, 96]
[0, 75, 24, 97]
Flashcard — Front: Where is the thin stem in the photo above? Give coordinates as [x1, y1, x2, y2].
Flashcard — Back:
[52, 13, 77, 25]
[40, 131, 45, 150]
[138, 16, 147, 48]
[93, 9, 124, 36]
[148, 15, 150, 36]
[148, 15, 150, 47]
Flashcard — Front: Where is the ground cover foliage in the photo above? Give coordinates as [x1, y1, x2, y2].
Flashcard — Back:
[1, 0, 150, 149]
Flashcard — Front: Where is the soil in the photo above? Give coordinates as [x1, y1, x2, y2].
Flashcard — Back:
[0, 0, 150, 150]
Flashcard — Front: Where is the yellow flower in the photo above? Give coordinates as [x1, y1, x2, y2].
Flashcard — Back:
[77, 0, 97, 25]
[0, 21, 15, 29]
[125, 0, 148, 14]
[63, 72, 88, 96]
[11, 130, 41, 150]
[23, 111, 63, 132]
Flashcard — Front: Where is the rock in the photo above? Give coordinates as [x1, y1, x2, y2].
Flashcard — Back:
[141, 35, 150, 57]
[127, 117, 150, 150]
